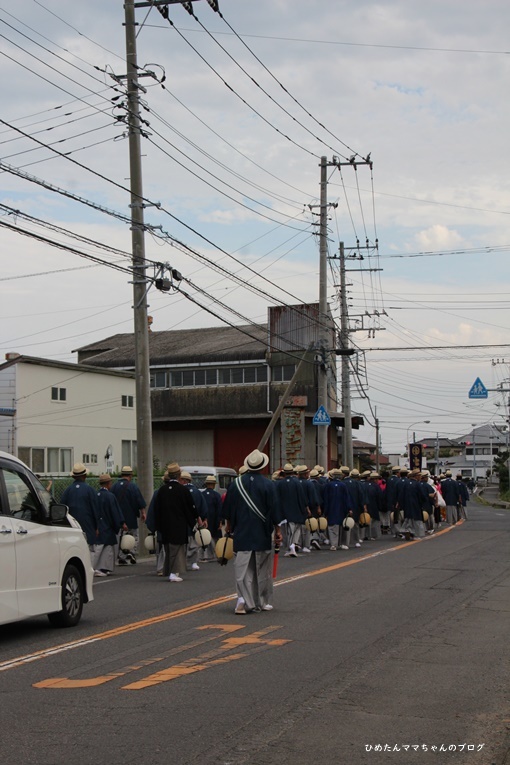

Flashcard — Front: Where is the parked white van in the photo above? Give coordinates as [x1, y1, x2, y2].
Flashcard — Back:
[180, 466, 237, 496]
[0, 451, 94, 628]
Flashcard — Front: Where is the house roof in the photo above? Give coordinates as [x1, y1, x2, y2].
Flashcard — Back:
[353, 440, 376, 449]
[415, 437, 459, 448]
[73, 325, 269, 367]
[0, 354, 135, 378]
[454, 423, 507, 445]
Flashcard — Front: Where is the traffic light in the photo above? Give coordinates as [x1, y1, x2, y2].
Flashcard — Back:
[338, 415, 364, 429]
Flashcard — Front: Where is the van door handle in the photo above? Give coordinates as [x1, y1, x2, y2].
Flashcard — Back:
[16, 528, 28, 535]
[0, 527, 13, 534]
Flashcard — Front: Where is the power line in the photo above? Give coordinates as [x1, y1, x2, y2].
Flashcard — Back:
[148, 5, 323, 160]
[179, 3, 360, 162]
[143, 25, 510, 56]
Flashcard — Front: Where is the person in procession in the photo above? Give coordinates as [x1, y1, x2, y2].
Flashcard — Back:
[364, 472, 384, 539]
[295, 464, 319, 553]
[111, 466, 146, 565]
[181, 470, 208, 570]
[154, 462, 198, 582]
[200, 475, 223, 562]
[223, 449, 283, 614]
[275, 463, 308, 557]
[93, 474, 127, 577]
[441, 470, 461, 525]
[61, 462, 101, 551]
[456, 474, 470, 520]
[341, 468, 365, 548]
[322, 468, 352, 550]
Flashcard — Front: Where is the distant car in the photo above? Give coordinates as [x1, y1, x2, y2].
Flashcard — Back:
[180, 466, 237, 496]
[0, 451, 94, 628]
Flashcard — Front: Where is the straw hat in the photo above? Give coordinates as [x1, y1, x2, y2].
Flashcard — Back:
[243, 449, 269, 471]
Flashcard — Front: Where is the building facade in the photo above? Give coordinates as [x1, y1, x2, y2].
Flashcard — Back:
[0, 354, 137, 476]
[75, 304, 344, 472]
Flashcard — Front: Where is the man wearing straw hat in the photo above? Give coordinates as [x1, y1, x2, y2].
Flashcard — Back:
[61, 462, 100, 550]
[223, 449, 283, 614]
[275, 463, 308, 558]
[93, 474, 127, 577]
[181, 471, 208, 571]
[200, 475, 223, 562]
[154, 462, 197, 582]
[111, 466, 146, 566]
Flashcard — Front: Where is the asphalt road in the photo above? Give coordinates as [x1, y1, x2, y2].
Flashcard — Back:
[1, 500, 509, 765]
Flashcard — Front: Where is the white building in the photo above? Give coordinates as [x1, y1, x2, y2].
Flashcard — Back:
[0, 354, 137, 476]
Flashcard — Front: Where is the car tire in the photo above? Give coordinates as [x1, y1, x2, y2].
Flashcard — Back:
[47, 564, 84, 628]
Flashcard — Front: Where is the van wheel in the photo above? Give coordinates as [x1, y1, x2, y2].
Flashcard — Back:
[48, 565, 84, 627]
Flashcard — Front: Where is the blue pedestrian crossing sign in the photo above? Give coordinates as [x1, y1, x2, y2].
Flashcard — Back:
[468, 377, 488, 399]
[313, 405, 331, 425]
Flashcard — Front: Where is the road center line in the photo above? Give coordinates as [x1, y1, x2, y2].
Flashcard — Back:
[0, 522, 461, 672]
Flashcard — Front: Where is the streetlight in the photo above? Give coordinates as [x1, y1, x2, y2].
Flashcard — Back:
[406, 420, 431, 466]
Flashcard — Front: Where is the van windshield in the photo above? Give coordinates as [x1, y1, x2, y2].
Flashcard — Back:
[188, 473, 209, 490]
[186, 472, 236, 492]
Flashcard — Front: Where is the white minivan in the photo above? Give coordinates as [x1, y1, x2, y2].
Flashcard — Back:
[180, 466, 237, 496]
[0, 451, 94, 628]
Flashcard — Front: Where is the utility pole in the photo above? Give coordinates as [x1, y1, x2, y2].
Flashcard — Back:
[375, 407, 380, 471]
[339, 241, 353, 467]
[124, 0, 153, 516]
[317, 156, 329, 469]
[315, 154, 373, 469]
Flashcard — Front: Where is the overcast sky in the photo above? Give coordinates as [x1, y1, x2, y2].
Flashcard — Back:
[2, 0, 510, 456]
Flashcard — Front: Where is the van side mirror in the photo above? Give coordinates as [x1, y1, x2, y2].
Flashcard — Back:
[50, 504, 68, 523]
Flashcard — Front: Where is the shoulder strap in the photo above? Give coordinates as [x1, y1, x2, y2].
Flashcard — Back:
[235, 476, 267, 522]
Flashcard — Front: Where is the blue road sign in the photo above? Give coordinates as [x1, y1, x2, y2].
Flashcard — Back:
[468, 377, 488, 399]
[313, 405, 331, 425]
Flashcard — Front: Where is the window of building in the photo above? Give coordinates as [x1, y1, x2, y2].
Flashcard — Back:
[150, 371, 168, 389]
[18, 447, 71, 474]
[272, 364, 295, 382]
[121, 395, 134, 408]
[51, 387, 66, 402]
[122, 440, 137, 470]
[153, 365, 268, 388]
[83, 453, 90, 464]
[48, 447, 72, 474]
[90, 454, 98, 464]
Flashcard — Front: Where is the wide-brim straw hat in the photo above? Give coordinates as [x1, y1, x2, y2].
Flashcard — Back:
[71, 462, 88, 478]
[98, 473, 112, 484]
[243, 449, 269, 471]
[120, 465, 133, 475]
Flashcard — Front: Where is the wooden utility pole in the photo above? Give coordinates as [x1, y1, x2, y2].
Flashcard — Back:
[124, 0, 153, 513]
[317, 156, 329, 469]
[339, 241, 353, 468]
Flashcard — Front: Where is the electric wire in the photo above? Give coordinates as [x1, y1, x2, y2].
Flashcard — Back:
[147, 6, 324, 160]
[178, 3, 358, 162]
[214, 7, 366, 160]
[0, 123, 334, 330]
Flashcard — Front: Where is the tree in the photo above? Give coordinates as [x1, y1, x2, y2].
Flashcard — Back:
[493, 450, 509, 494]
